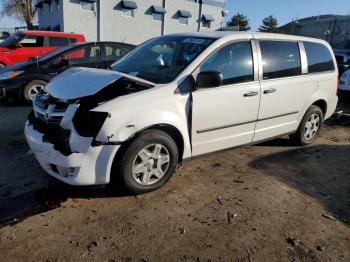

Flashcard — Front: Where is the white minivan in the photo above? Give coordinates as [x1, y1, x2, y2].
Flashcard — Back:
[25, 32, 338, 193]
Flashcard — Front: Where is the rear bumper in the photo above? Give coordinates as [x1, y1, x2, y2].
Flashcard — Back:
[24, 122, 120, 186]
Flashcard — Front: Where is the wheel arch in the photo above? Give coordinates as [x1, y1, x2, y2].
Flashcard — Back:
[116, 123, 185, 163]
[312, 99, 327, 117]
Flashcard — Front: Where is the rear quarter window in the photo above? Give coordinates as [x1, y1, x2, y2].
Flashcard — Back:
[260, 41, 301, 80]
[304, 42, 335, 73]
[49, 37, 70, 47]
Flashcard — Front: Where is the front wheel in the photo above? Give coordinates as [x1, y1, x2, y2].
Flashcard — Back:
[115, 129, 178, 194]
[290, 105, 324, 146]
[23, 80, 47, 102]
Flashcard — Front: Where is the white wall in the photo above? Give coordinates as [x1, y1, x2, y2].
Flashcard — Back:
[62, 0, 97, 41]
[100, 0, 164, 45]
[37, 0, 226, 44]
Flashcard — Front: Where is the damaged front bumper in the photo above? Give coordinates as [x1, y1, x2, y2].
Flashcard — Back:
[24, 122, 120, 185]
[24, 93, 121, 186]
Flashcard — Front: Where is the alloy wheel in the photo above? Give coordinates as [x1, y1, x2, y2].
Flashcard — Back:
[131, 144, 171, 185]
[304, 113, 320, 140]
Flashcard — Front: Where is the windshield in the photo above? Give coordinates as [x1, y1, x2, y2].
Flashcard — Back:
[0, 32, 23, 48]
[111, 36, 216, 84]
[334, 40, 350, 50]
[38, 45, 75, 62]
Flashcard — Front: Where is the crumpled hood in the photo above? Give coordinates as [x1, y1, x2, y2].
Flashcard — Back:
[47, 67, 122, 100]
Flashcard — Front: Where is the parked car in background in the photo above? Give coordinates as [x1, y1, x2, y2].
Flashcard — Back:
[0, 41, 135, 101]
[339, 70, 350, 95]
[333, 40, 350, 76]
[25, 32, 338, 194]
[0, 31, 10, 43]
[0, 31, 85, 67]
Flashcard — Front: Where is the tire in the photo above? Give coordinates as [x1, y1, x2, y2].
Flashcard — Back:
[290, 105, 324, 146]
[23, 80, 47, 102]
[115, 129, 179, 194]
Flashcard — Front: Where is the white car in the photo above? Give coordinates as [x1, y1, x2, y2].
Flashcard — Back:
[339, 70, 350, 93]
[25, 32, 338, 193]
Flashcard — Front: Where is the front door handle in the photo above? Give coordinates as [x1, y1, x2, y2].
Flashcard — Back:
[244, 91, 259, 97]
[263, 88, 277, 94]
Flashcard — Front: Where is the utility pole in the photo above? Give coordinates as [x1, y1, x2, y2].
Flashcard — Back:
[97, 0, 101, 41]
[197, 0, 203, 32]
[161, 0, 166, 35]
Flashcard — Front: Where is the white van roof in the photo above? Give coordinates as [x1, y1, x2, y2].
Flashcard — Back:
[167, 31, 329, 45]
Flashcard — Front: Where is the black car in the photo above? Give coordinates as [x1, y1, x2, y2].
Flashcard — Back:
[0, 41, 135, 102]
[333, 40, 350, 77]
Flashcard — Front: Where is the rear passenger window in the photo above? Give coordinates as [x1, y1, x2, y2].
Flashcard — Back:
[49, 37, 70, 47]
[104, 43, 133, 61]
[304, 42, 335, 73]
[260, 41, 301, 79]
[200, 41, 254, 85]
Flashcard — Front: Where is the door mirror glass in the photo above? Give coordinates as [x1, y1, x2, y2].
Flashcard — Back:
[196, 71, 223, 88]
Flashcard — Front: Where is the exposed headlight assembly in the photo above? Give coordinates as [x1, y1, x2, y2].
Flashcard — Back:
[73, 108, 109, 138]
[0, 71, 24, 80]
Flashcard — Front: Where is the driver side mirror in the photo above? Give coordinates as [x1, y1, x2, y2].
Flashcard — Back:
[196, 71, 223, 88]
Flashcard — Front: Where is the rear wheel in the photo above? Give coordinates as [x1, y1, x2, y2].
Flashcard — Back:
[290, 105, 323, 146]
[23, 80, 47, 102]
[115, 130, 178, 194]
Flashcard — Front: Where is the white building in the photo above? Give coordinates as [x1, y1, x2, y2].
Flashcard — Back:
[36, 0, 228, 45]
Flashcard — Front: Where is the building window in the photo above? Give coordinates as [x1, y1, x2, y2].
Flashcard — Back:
[178, 10, 192, 25]
[179, 17, 188, 25]
[151, 5, 165, 21]
[81, 1, 95, 12]
[202, 14, 214, 28]
[122, 8, 134, 17]
[152, 13, 163, 21]
[202, 21, 211, 28]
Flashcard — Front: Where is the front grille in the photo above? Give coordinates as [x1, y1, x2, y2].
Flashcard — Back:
[36, 112, 63, 125]
[33, 93, 68, 126]
[28, 111, 72, 156]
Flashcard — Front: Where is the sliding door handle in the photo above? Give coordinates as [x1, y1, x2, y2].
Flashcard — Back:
[243, 91, 259, 97]
[263, 88, 277, 94]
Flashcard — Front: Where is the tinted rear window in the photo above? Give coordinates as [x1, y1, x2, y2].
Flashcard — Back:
[49, 37, 69, 47]
[260, 41, 301, 79]
[304, 42, 335, 73]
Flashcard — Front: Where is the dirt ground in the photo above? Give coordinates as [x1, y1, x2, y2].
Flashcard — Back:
[0, 98, 349, 262]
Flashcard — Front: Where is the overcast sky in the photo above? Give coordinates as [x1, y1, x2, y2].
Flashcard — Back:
[0, 0, 349, 30]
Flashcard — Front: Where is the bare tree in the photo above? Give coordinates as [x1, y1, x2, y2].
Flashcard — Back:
[2, 0, 37, 29]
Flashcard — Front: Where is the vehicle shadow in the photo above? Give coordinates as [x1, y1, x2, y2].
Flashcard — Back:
[250, 144, 350, 226]
[0, 182, 132, 228]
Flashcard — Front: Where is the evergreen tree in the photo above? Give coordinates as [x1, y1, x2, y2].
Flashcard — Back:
[227, 13, 251, 31]
[259, 15, 279, 33]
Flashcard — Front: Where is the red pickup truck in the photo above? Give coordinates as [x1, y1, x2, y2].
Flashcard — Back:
[0, 31, 85, 67]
